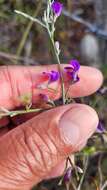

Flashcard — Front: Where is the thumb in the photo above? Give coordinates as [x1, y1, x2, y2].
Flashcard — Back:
[0, 104, 98, 190]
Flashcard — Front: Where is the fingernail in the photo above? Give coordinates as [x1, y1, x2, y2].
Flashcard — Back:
[59, 108, 80, 145]
[59, 105, 98, 146]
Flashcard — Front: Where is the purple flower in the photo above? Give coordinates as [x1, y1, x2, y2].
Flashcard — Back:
[96, 121, 105, 133]
[51, 1, 63, 17]
[64, 167, 72, 183]
[69, 59, 80, 72]
[64, 59, 80, 82]
[43, 70, 59, 84]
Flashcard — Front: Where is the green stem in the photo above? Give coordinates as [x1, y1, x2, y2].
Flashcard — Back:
[0, 108, 43, 118]
[77, 156, 89, 190]
[52, 39, 66, 104]
[15, 10, 46, 28]
[46, 24, 66, 104]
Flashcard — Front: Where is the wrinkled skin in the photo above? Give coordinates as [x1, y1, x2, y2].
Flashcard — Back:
[0, 65, 103, 190]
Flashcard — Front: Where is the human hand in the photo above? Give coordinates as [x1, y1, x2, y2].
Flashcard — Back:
[0, 65, 103, 190]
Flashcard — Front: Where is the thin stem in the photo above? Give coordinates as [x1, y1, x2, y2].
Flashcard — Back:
[101, 181, 107, 190]
[65, 81, 75, 99]
[67, 156, 80, 183]
[44, 0, 66, 104]
[77, 156, 89, 190]
[0, 108, 43, 118]
[70, 180, 77, 190]
[15, 10, 46, 28]
[53, 42, 66, 104]
[48, 34, 66, 104]
[58, 157, 69, 186]
[65, 86, 70, 99]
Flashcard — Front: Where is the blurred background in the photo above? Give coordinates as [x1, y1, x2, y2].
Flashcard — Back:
[0, 0, 107, 190]
[1, 0, 107, 67]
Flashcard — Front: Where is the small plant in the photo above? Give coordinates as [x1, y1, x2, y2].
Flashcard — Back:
[0, 1, 106, 190]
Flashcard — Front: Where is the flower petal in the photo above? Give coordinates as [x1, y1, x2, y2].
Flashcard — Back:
[96, 121, 105, 133]
[43, 70, 60, 84]
[69, 59, 80, 72]
[64, 167, 72, 182]
[51, 1, 63, 17]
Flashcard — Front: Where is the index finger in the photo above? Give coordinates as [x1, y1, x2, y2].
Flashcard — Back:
[0, 65, 103, 110]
